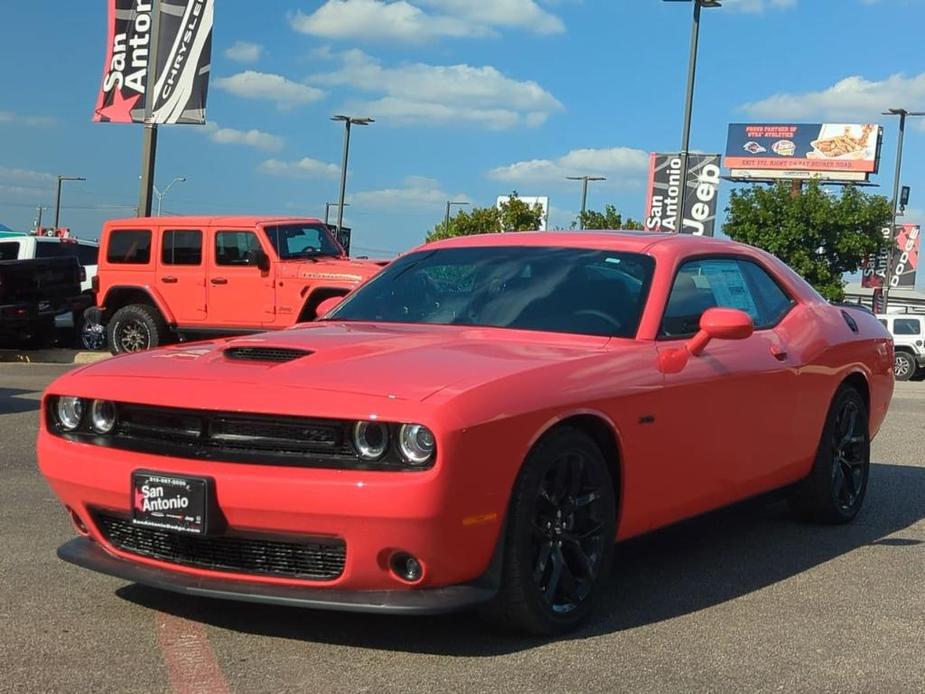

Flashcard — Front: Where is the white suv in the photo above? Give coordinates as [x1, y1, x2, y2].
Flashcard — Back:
[877, 314, 925, 381]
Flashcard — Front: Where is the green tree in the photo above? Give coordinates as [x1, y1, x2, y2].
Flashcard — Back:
[723, 181, 891, 301]
[572, 204, 644, 230]
[426, 193, 544, 242]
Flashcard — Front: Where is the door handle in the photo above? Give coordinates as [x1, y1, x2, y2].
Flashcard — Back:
[161, 276, 178, 284]
[770, 345, 788, 361]
[210, 277, 228, 285]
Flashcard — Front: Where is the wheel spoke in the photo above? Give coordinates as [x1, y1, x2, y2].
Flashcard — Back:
[543, 547, 564, 603]
[555, 547, 580, 603]
[533, 541, 553, 584]
[841, 461, 859, 498]
[573, 491, 600, 509]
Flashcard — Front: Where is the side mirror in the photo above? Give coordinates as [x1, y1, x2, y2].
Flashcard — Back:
[246, 248, 271, 273]
[687, 307, 754, 356]
[315, 295, 344, 318]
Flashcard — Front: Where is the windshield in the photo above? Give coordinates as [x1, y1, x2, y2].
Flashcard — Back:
[263, 223, 343, 260]
[328, 246, 654, 338]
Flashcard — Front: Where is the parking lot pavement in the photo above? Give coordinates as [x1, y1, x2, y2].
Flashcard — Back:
[2, 363, 923, 694]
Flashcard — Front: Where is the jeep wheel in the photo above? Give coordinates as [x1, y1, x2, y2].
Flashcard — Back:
[894, 352, 916, 381]
[108, 304, 169, 354]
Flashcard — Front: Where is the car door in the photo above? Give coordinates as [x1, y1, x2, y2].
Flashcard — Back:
[208, 228, 276, 328]
[651, 256, 800, 523]
[157, 228, 207, 323]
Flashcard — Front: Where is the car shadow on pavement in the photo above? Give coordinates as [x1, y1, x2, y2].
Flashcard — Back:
[117, 462, 925, 656]
[0, 388, 41, 415]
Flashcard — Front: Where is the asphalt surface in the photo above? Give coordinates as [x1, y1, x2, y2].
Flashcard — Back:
[2, 363, 924, 694]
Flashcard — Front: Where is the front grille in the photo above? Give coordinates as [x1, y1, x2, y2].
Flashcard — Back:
[95, 513, 346, 581]
[224, 347, 312, 363]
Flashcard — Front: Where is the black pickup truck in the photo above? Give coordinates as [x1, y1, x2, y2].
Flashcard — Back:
[0, 256, 91, 347]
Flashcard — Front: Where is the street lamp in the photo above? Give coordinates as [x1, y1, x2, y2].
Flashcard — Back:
[444, 201, 469, 231]
[566, 176, 606, 229]
[152, 176, 187, 217]
[331, 115, 374, 236]
[880, 108, 925, 313]
[666, 0, 721, 233]
[324, 202, 350, 225]
[53, 176, 86, 229]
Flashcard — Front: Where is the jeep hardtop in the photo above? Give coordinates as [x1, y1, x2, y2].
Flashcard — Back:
[93, 216, 385, 353]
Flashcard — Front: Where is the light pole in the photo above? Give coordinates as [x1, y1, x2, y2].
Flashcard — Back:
[667, 0, 721, 233]
[53, 176, 86, 229]
[324, 202, 350, 225]
[881, 109, 925, 313]
[331, 115, 374, 236]
[152, 176, 186, 216]
[444, 201, 469, 232]
[566, 176, 606, 229]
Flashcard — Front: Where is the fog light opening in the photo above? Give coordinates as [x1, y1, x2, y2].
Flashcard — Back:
[390, 552, 424, 584]
[66, 506, 89, 536]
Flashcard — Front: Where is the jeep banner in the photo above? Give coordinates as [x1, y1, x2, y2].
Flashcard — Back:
[643, 153, 721, 236]
[93, 0, 214, 124]
[861, 224, 920, 289]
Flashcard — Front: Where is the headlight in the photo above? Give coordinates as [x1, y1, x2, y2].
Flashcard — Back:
[398, 424, 435, 465]
[353, 421, 389, 460]
[90, 400, 117, 434]
[55, 396, 84, 431]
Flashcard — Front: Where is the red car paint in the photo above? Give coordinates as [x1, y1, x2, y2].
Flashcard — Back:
[37, 232, 894, 605]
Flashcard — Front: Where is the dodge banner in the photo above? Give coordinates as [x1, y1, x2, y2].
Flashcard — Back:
[643, 153, 721, 236]
[725, 123, 881, 182]
[862, 224, 921, 290]
[93, 0, 213, 124]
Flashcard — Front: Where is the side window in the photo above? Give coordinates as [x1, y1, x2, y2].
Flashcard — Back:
[215, 231, 262, 266]
[107, 230, 152, 264]
[77, 244, 99, 266]
[162, 230, 202, 266]
[894, 318, 922, 336]
[0, 242, 19, 260]
[661, 257, 792, 337]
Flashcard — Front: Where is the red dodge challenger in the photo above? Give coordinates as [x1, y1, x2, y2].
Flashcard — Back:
[38, 231, 894, 634]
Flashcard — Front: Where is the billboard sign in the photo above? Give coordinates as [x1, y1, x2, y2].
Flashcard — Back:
[643, 153, 721, 236]
[725, 123, 881, 182]
[862, 224, 920, 290]
[93, 0, 214, 124]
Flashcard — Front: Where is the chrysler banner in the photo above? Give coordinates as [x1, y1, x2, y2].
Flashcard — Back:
[862, 224, 921, 289]
[93, 0, 214, 124]
[644, 153, 721, 236]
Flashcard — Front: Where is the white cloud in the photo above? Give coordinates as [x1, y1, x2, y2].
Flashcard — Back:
[257, 157, 340, 179]
[0, 166, 56, 183]
[417, 0, 564, 34]
[723, 0, 797, 12]
[350, 176, 469, 211]
[310, 50, 562, 129]
[202, 122, 283, 150]
[0, 111, 56, 127]
[214, 71, 326, 109]
[224, 41, 263, 64]
[487, 147, 649, 186]
[740, 72, 925, 120]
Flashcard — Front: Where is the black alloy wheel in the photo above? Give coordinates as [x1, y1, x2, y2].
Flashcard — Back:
[77, 310, 107, 351]
[484, 427, 616, 634]
[789, 384, 870, 524]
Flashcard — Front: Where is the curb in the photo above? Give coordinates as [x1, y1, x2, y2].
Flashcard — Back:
[0, 349, 110, 365]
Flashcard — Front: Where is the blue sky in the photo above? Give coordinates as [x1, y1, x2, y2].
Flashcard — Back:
[1, 0, 925, 271]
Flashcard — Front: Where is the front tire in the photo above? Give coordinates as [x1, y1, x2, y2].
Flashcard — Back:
[107, 304, 169, 354]
[789, 384, 870, 524]
[482, 427, 616, 635]
[893, 352, 916, 381]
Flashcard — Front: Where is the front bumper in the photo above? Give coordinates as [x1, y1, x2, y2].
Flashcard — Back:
[59, 537, 496, 615]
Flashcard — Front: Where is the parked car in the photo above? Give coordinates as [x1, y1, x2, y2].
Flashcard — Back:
[38, 232, 893, 634]
[91, 216, 386, 354]
[0, 255, 90, 347]
[0, 234, 103, 349]
[877, 313, 924, 381]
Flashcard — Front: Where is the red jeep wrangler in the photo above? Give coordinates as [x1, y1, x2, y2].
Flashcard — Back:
[92, 216, 385, 353]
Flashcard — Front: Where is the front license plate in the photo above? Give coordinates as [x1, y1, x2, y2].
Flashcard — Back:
[132, 471, 209, 535]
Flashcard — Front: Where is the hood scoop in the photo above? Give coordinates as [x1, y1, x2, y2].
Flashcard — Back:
[223, 346, 313, 363]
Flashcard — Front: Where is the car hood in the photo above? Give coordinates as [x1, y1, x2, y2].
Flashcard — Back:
[70, 323, 613, 403]
[276, 257, 384, 282]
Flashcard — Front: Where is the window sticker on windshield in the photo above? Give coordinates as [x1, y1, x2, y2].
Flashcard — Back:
[604, 257, 622, 264]
[700, 260, 759, 319]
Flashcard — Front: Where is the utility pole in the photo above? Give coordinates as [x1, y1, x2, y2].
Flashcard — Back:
[137, 0, 162, 217]
[54, 176, 86, 229]
[444, 200, 469, 232]
[331, 115, 374, 236]
[566, 176, 606, 229]
[881, 108, 925, 313]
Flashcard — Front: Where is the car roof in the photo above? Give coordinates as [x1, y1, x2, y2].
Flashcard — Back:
[103, 216, 325, 227]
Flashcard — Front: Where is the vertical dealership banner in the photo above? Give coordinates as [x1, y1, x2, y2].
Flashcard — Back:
[862, 224, 921, 290]
[93, 0, 213, 124]
[643, 153, 721, 236]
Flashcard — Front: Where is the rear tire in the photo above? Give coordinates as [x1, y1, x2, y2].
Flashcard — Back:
[108, 304, 169, 354]
[481, 427, 616, 635]
[893, 352, 916, 381]
[789, 384, 870, 524]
